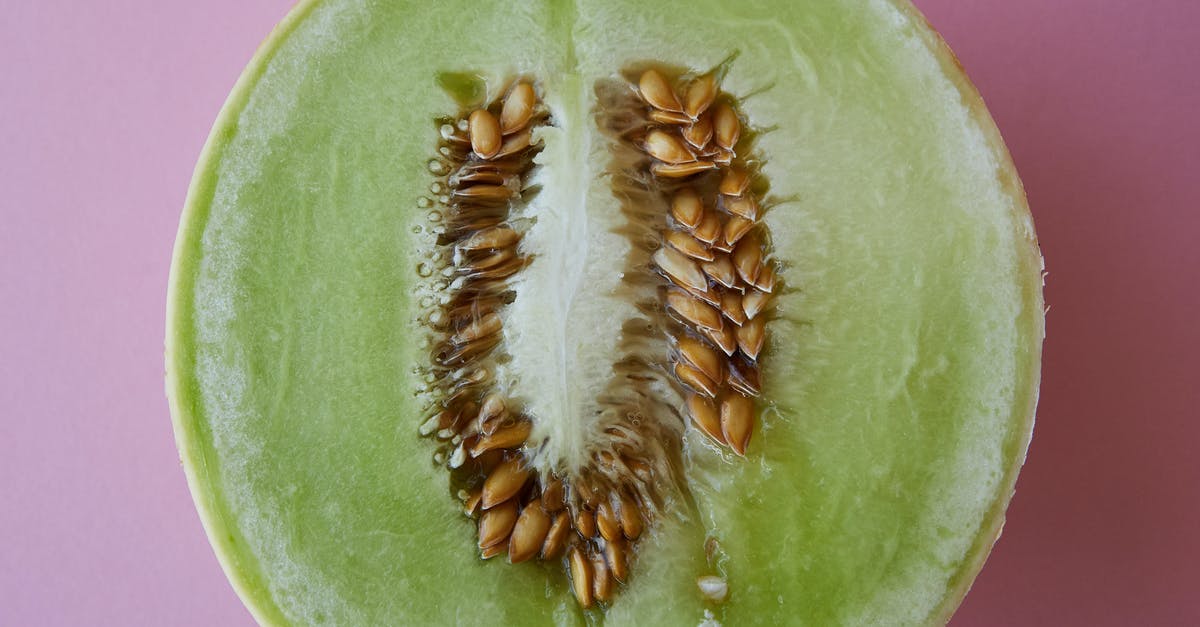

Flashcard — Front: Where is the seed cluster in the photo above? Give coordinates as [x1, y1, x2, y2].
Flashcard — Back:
[634, 69, 776, 456]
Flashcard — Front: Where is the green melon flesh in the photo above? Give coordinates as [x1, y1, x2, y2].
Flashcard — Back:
[165, 0, 1044, 625]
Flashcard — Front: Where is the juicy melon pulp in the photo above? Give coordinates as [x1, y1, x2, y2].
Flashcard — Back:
[165, 0, 1044, 625]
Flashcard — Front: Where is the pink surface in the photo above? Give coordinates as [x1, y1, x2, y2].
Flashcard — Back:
[1, 1, 1197, 624]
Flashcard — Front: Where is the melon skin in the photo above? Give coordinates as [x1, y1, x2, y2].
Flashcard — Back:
[166, 1, 1043, 625]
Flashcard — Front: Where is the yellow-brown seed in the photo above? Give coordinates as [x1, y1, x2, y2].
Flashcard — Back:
[541, 511, 571, 560]
[644, 129, 696, 164]
[451, 312, 503, 344]
[704, 321, 739, 356]
[499, 82, 536, 134]
[721, 290, 748, 326]
[712, 102, 741, 150]
[481, 457, 531, 509]
[693, 211, 723, 245]
[596, 499, 622, 543]
[651, 160, 718, 178]
[732, 232, 764, 284]
[470, 419, 531, 456]
[478, 498, 519, 549]
[684, 74, 718, 119]
[618, 492, 643, 540]
[638, 69, 683, 112]
[541, 477, 566, 512]
[742, 288, 771, 319]
[653, 246, 709, 292]
[453, 183, 515, 201]
[468, 109, 502, 159]
[568, 546, 595, 609]
[721, 393, 755, 456]
[675, 361, 720, 398]
[480, 543, 506, 559]
[723, 215, 755, 248]
[687, 393, 726, 445]
[719, 167, 751, 196]
[666, 230, 714, 262]
[493, 128, 533, 159]
[477, 393, 506, 434]
[575, 508, 597, 538]
[649, 109, 693, 125]
[723, 194, 758, 220]
[463, 488, 483, 517]
[509, 499, 552, 564]
[701, 254, 738, 288]
[683, 113, 713, 149]
[666, 289, 723, 330]
[753, 263, 777, 293]
[678, 336, 724, 383]
[592, 552, 615, 603]
[605, 537, 630, 582]
[460, 226, 519, 251]
[671, 188, 704, 229]
[737, 315, 766, 360]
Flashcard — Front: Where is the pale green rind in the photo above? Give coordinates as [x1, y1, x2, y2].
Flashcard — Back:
[167, 0, 1043, 625]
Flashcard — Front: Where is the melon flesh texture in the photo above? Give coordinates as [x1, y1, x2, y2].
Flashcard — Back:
[166, 0, 1044, 625]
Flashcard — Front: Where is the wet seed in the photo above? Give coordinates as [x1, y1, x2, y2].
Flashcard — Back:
[753, 263, 776, 293]
[721, 291, 748, 326]
[618, 492, 643, 540]
[693, 212, 723, 245]
[666, 289, 723, 330]
[720, 393, 755, 456]
[592, 552, 615, 603]
[460, 226, 519, 251]
[605, 537, 630, 582]
[499, 82, 536, 134]
[666, 230, 714, 262]
[742, 288, 771, 319]
[723, 215, 755, 247]
[649, 109, 693, 125]
[575, 508, 597, 538]
[719, 167, 751, 196]
[542, 477, 566, 512]
[684, 74, 718, 119]
[569, 546, 594, 609]
[686, 393, 726, 445]
[737, 315, 766, 360]
[701, 254, 738, 288]
[470, 420, 531, 456]
[712, 102, 741, 150]
[732, 232, 764, 284]
[509, 499, 552, 564]
[653, 246, 709, 292]
[451, 312, 502, 344]
[651, 160, 718, 178]
[644, 129, 697, 165]
[541, 512, 571, 559]
[468, 109, 502, 159]
[675, 361, 720, 398]
[678, 336, 724, 383]
[723, 194, 758, 220]
[683, 113, 713, 148]
[481, 457, 531, 509]
[596, 500, 622, 543]
[638, 69, 683, 112]
[671, 188, 704, 229]
[478, 498, 519, 549]
[704, 321, 739, 356]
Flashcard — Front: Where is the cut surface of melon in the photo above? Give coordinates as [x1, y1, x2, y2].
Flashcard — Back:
[166, 0, 1044, 625]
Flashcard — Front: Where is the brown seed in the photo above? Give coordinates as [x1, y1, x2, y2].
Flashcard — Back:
[493, 128, 533, 159]
[644, 130, 696, 165]
[687, 393, 726, 444]
[704, 321, 739, 356]
[666, 230, 714, 262]
[618, 492, 643, 540]
[721, 393, 755, 456]
[481, 457, 531, 509]
[477, 393, 506, 433]
[719, 167, 751, 196]
[638, 69, 682, 112]
[723, 194, 758, 220]
[568, 546, 595, 609]
[478, 498, 519, 549]
[753, 263, 776, 293]
[460, 226, 519, 251]
[649, 109, 693, 125]
[541, 511, 570, 559]
[683, 281, 721, 307]
[451, 312, 503, 344]
[468, 109, 502, 159]
[464, 488, 483, 517]
[470, 420, 531, 456]
[712, 102, 741, 150]
[742, 289, 772, 319]
[470, 256, 526, 281]
[671, 188, 704, 229]
[675, 361, 719, 398]
[693, 211, 722, 245]
[702, 254, 738, 288]
[651, 160, 718, 178]
[727, 354, 762, 396]
[453, 183, 514, 201]
[499, 82, 536, 134]
[592, 552, 614, 603]
[737, 315, 766, 360]
[684, 74, 718, 119]
[653, 246, 709, 292]
[732, 232, 764, 284]
[452, 169, 507, 186]
[678, 336, 724, 382]
[605, 537, 630, 583]
[542, 477, 565, 512]
[575, 508, 597, 538]
[509, 499, 552, 564]
[480, 543, 506, 559]
[722, 291, 748, 326]
[596, 499, 623, 543]
[666, 289, 723, 330]
[468, 247, 517, 272]
[683, 113, 713, 149]
[723, 215, 755, 247]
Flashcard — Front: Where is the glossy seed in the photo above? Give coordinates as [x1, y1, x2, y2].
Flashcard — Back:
[684, 74, 718, 118]
[653, 246, 709, 292]
[464, 488, 482, 516]
[476, 393, 506, 433]
[470, 420, 531, 456]
[644, 130, 696, 164]
[568, 546, 595, 609]
[693, 212, 722, 245]
[651, 160, 718, 178]
[675, 361, 719, 398]
[678, 336, 724, 382]
[481, 457, 531, 509]
[605, 537, 630, 582]
[592, 552, 614, 603]
[468, 109, 502, 159]
[666, 230, 714, 261]
[499, 82, 536, 134]
[453, 183, 514, 200]
[704, 321, 739, 356]
[649, 109, 693, 125]
[712, 102, 741, 150]
[721, 393, 755, 456]
[452, 169, 507, 186]
[542, 478, 565, 512]
[727, 355, 762, 396]
[666, 289, 723, 330]
[723, 215, 755, 247]
[478, 498, 519, 549]
[618, 492, 642, 540]
[575, 509, 597, 538]
[701, 254, 738, 288]
[683, 113, 713, 148]
[723, 194, 758, 220]
[753, 263, 776, 293]
[719, 167, 751, 196]
[686, 393, 726, 445]
[541, 512, 570, 559]
[451, 312, 502, 344]
[480, 543, 506, 559]
[596, 499, 622, 543]
[509, 499, 552, 564]
[493, 128, 533, 159]
[638, 69, 683, 112]
[460, 226, 519, 251]
[468, 247, 516, 272]
[732, 232, 764, 284]
[721, 291, 748, 326]
[671, 188, 704, 229]
[737, 315, 766, 360]
[742, 288, 772, 319]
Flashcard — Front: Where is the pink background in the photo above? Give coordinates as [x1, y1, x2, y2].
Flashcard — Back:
[2, 1, 1197, 624]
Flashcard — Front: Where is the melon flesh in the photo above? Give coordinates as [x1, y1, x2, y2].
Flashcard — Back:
[166, 0, 1044, 624]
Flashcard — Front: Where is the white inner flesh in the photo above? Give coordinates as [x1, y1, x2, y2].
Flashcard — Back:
[499, 74, 638, 477]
